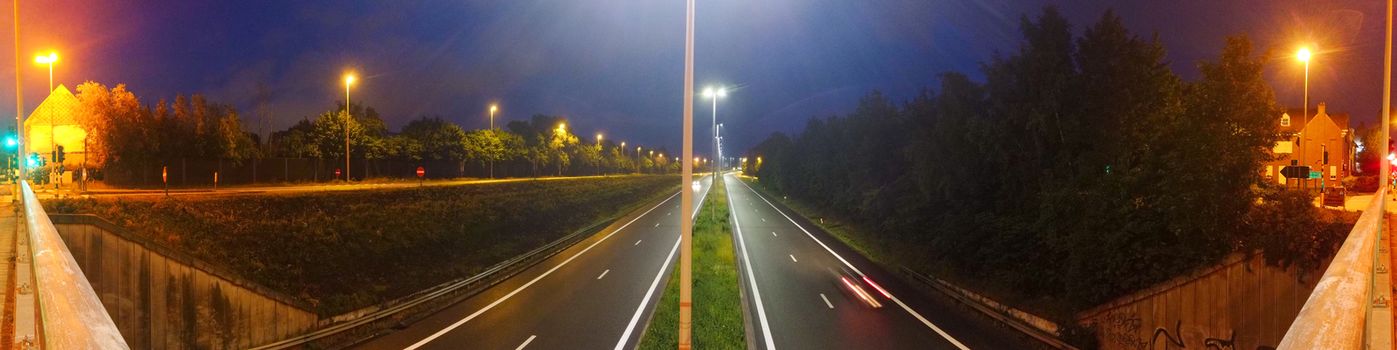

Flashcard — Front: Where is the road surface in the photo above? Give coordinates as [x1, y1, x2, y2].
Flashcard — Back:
[355, 175, 712, 350]
[724, 173, 1035, 349]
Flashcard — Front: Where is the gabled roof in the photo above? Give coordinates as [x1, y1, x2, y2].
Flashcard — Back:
[25, 84, 79, 127]
[1278, 105, 1351, 134]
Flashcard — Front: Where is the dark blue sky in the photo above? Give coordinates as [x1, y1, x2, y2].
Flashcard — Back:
[0, 1, 1387, 155]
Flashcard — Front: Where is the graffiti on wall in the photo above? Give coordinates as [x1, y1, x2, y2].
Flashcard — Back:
[1092, 313, 1276, 350]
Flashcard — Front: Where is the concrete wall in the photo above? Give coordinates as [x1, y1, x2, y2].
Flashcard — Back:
[51, 215, 318, 349]
[1077, 253, 1318, 350]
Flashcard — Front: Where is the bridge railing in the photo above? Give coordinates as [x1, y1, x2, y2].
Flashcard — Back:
[18, 181, 127, 349]
[1278, 188, 1390, 349]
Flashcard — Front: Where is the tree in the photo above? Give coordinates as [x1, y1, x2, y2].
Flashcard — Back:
[464, 128, 523, 178]
[401, 117, 468, 175]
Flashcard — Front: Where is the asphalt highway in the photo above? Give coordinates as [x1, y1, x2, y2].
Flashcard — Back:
[725, 173, 1034, 350]
[356, 175, 712, 350]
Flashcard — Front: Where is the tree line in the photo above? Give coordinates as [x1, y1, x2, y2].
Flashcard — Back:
[743, 8, 1351, 319]
[69, 83, 682, 181]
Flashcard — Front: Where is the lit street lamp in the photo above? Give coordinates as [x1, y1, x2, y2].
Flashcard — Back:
[34, 51, 58, 192]
[1297, 47, 1311, 189]
[490, 104, 499, 130]
[703, 86, 726, 176]
[343, 73, 356, 182]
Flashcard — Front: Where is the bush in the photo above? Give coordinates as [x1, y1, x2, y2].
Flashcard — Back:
[1350, 175, 1379, 193]
[1239, 188, 1354, 273]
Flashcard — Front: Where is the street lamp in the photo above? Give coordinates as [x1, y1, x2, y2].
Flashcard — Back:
[703, 86, 726, 176]
[343, 73, 356, 182]
[489, 104, 499, 130]
[33, 51, 56, 92]
[34, 51, 58, 192]
[1297, 47, 1312, 189]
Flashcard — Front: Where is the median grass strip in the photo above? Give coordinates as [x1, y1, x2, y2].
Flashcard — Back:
[44, 175, 678, 315]
[639, 178, 745, 349]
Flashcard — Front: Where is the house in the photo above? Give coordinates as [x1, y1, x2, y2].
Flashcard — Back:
[25, 84, 87, 183]
[1263, 102, 1352, 188]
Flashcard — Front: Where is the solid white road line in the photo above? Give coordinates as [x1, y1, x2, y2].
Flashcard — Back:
[772, 231, 778, 237]
[403, 191, 679, 350]
[820, 294, 834, 309]
[515, 335, 537, 350]
[597, 269, 610, 280]
[613, 235, 680, 350]
[789, 254, 798, 263]
[635, 240, 642, 246]
[735, 178, 970, 350]
[613, 176, 711, 350]
[728, 175, 777, 350]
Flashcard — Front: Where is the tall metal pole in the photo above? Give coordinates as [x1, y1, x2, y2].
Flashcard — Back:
[678, 0, 695, 348]
[489, 106, 496, 178]
[1303, 60, 1309, 189]
[46, 60, 54, 192]
[1383, 0, 1391, 216]
[345, 83, 351, 182]
[11, 0, 22, 185]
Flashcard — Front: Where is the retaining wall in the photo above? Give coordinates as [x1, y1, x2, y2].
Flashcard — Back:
[1077, 253, 1319, 350]
[50, 215, 317, 349]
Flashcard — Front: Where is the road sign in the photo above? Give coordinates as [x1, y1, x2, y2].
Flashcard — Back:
[334, 168, 342, 179]
[1281, 165, 1310, 178]
[416, 166, 425, 178]
[1309, 170, 1322, 179]
[161, 166, 168, 184]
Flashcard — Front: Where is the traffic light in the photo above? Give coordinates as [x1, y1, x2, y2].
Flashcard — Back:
[56, 145, 65, 163]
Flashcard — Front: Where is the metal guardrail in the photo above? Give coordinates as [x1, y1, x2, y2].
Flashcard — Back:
[19, 180, 129, 349]
[900, 267, 1076, 349]
[1277, 188, 1388, 349]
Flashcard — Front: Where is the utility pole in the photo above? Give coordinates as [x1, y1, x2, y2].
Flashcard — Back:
[11, 0, 23, 192]
[678, 0, 695, 348]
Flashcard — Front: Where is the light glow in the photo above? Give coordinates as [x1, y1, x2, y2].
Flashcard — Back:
[1297, 47, 1312, 62]
[33, 52, 57, 64]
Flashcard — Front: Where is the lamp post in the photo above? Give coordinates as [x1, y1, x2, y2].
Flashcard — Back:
[343, 73, 355, 182]
[1297, 48, 1312, 189]
[11, 0, 24, 189]
[489, 104, 498, 130]
[488, 104, 499, 178]
[34, 51, 57, 192]
[703, 86, 726, 177]
[1383, 0, 1392, 236]
[678, 0, 696, 347]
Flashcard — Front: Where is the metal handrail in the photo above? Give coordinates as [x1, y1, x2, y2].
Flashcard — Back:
[20, 181, 128, 348]
[1277, 188, 1387, 349]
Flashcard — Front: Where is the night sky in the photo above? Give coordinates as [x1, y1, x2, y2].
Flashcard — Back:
[0, 1, 1388, 155]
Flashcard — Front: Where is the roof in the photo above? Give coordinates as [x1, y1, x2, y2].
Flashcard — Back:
[24, 84, 79, 127]
[1279, 106, 1350, 134]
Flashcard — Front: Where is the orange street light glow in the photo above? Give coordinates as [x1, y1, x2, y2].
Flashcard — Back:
[1297, 47, 1312, 62]
[34, 52, 57, 64]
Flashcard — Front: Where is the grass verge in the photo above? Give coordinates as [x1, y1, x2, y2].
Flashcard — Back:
[639, 177, 745, 349]
[44, 175, 678, 315]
